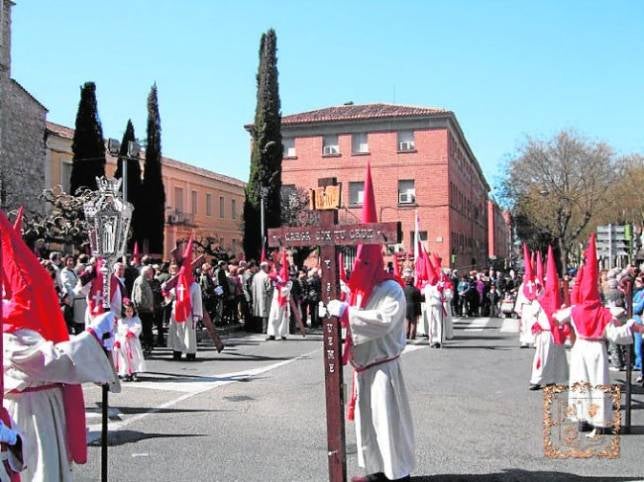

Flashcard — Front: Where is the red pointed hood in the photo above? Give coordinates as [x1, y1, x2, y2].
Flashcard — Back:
[279, 249, 289, 282]
[522, 243, 537, 301]
[425, 249, 439, 286]
[348, 163, 391, 308]
[538, 245, 564, 344]
[571, 233, 613, 338]
[392, 254, 404, 287]
[12, 207, 23, 234]
[536, 250, 544, 287]
[338, 252, 347, 284]
[132, 241, 141, 265]
[570, 263, 584, 305]
[1, 210, 68, 342]
[174, 235, 194, 323]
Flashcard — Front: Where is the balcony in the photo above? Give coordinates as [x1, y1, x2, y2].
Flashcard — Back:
[167, 210, 194, 226]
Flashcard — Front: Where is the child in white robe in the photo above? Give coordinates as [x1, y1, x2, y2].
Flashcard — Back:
[113, 299, 145, 381]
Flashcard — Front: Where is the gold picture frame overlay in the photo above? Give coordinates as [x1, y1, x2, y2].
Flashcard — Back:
[543, 383, 621, 459]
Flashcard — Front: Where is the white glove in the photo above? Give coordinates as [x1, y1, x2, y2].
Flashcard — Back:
[0, 421, 18, 446]
[626, 319, 637, 329]
[214, 286, 224, 296]
[327, 299, 349, 318]
[89, 312, 115, 346]
[318, 301, 328, 318]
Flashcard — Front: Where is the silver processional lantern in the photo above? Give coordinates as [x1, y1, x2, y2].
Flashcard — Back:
[83, 177, 133, 309]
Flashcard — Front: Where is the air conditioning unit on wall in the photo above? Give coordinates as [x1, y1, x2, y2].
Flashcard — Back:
[323, 145, 339, 155]
[399, 141, 414, 151]
[399, 192, 415, 204]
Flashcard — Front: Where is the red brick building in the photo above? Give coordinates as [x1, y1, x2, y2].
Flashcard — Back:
[271, 103, 492, 269]
[487, 199, 511, 264]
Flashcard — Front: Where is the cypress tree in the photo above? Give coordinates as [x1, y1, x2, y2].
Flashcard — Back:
[70, 82, 106, 194]
[140, 84, 165, 255]
[114, 119, 143, 248]
[243, 29, 283, 259]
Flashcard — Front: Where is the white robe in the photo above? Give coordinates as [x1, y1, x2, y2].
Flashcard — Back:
[251, 270, 272, 318]
[3, 329, 117, 482]
[514, 283, 536, 346]
[113, 315, 146, 376]
[423, 284, 447, 344]
[348, 280, 415, 480]
[267, 282, 291, 338]
[168, 282, 203, 355]
[555, 307, 633, 428]
[528, 303, 568, 385]
[442, 287, 454, 340]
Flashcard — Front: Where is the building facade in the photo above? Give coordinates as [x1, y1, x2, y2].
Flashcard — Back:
[46, 121, 246, 260]
[274, 103, 490, 269]
[487, 199, 511, 264]
[0, 0, 48, 214]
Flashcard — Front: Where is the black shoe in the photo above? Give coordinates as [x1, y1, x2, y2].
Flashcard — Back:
[578, 421, 593, 432]
[529, 384, 541, 391]
[172, 351, 182, 361]
[186, 353, 196, 361]
[131, 374, 139, 382]
[591, 426, 612, 435]
[265, 335, 275, 341]
[281, 336, 287, 341]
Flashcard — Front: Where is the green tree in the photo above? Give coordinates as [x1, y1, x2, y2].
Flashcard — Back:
[70, 82, 106, 194]
[243, 29, 283, 260]
[140, 84, 165, 255]
[113, 119, 144, 248]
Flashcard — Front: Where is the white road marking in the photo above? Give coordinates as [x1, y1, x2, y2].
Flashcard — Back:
[463, 318, 491, 332]
[87, 347, 320, 443]
[500, 317, 520, 333]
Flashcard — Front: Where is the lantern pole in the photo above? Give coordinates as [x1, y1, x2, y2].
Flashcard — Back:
[83, 177, 133, 482]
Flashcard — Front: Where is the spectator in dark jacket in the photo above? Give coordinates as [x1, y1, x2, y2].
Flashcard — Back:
[403, 277, 422, 339]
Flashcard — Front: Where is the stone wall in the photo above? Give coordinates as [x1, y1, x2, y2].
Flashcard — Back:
[2, 80, 47, 214]
[0, 0, 47, 214]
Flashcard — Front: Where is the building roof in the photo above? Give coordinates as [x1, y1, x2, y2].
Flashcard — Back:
[46, 121, 246, 189]
[10, 79, 48, 111]
[46, 120, 74, 139]
[245, 103, 450, 130]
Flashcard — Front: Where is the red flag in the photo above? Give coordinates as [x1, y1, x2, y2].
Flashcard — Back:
[174, 236, 194, 323]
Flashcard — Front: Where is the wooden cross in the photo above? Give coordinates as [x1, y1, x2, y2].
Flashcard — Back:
[267, 178, 402, 482]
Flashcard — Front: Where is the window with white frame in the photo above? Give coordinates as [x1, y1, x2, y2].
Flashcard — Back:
[283, 138, 296, 158]
[349, 181, 364, 206]
[351, 133, 369, 154]
[191, 190, 198, 215]
[397, 131, 415, 152]
[398, 180, 415, 204]
[219, 196, 225, 218]
[323, 135, 340, 156]
[61, 160, 72, 193]
[175, 187, 184, 213]
[206, 193, 212, 216]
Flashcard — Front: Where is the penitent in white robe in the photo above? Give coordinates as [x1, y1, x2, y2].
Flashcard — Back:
[555, 307, 633, 428]
[267, 282, 291, 338]
[168, 282, 203, 355]
[113, 315, 146, 376]
[514, 283, 536, 347]
[443, 287, 454, 340]
[423, 284, 446, 344]
[528, 303, 568, 386]
[348, 280, 415, 480]
[3, 329, 117, 482]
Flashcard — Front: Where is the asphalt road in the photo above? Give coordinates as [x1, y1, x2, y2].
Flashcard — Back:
[74, 317, 644, 482]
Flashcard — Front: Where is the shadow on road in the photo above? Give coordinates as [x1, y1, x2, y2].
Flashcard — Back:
[89, 430, 206, 447]
[411, 470, 642, 481]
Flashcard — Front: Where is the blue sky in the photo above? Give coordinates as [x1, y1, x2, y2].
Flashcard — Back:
[11, 1, 644, 191]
